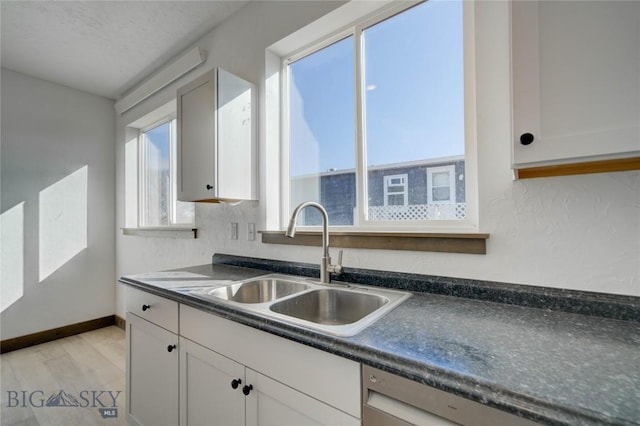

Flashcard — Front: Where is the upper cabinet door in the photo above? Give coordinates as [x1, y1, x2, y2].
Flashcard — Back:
[178, 70, 217, 201]
[511, 0, 640, 176]
[177, 69, 257, 202]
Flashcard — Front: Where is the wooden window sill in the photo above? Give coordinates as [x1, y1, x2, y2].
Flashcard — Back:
[260, 231, 489, 254]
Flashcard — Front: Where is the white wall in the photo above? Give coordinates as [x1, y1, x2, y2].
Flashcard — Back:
[115, 1, 639, 319]
[1, 69, 116, 340]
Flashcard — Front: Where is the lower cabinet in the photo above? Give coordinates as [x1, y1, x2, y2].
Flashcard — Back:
[125, 290, 361, 426]
[180, 337, 358, 426]
[245, 369, 358, 426]
[126, 312, 179, 426]
[179, 304, 361, 424]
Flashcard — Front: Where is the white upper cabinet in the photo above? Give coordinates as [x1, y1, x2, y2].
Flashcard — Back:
[511, 0, 640, 178]
[177, 68, 257, 201]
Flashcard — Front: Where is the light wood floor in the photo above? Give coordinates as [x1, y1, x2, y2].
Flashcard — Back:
[1, 326, 128, 426]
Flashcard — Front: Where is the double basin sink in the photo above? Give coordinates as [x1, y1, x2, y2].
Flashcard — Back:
[187, 274, 411, 337]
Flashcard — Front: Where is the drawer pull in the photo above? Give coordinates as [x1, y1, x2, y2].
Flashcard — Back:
[142, 304, 151, 311]
[242, 384, 253, 396]
[167, 344, 177, 353]
[231, 379, 242, 389]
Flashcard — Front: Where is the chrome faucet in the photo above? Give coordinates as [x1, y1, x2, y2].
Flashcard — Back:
[286, 201, 343, 284]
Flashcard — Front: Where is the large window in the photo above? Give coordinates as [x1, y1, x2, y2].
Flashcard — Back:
[284, 0, 466, 228]
[139, 118, 194, 227]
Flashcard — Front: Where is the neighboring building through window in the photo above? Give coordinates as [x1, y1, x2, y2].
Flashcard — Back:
[139, 118, 194, 226]
[290, 157, 466, 224]
[285, 0, 466, 228]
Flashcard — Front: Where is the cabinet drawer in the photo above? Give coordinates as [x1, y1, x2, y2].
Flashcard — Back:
[126, 287, 178, 333]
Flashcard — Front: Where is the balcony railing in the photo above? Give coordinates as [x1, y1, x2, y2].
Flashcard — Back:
[368, 203, 466, 221]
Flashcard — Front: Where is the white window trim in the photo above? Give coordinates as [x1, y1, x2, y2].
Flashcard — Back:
[383, 174, 408, 206]
[266, 0, 478, 233]
[427, 165, 456, 204]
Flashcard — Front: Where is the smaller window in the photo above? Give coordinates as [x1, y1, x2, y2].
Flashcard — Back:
[383, 174, 408, 206]
[139, 118, 194, 227]
[427, 165, 455, 204]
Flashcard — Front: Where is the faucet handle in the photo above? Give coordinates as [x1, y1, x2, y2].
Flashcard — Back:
[329, 250, 344, 275]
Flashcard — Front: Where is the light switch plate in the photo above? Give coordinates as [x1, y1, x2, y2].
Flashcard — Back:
[247, 223, 256, 241]
[231, 222, 239, 240]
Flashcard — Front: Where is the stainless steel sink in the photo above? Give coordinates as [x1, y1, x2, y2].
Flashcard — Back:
[187, 274, 411, 337]
[270, 289, 388, 325]
[190, 278, 309, 303]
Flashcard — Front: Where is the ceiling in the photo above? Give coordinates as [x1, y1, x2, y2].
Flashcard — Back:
[1, 1, 249, 100]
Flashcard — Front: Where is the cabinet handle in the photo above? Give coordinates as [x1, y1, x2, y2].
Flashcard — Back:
[206, 184, 213, 190]
[231, 379, 242, 389]
[242, 384, 253, 396]
[167, 344, 177, 353]
[142, 304, 151, 311]
[519, 133, 535, 146]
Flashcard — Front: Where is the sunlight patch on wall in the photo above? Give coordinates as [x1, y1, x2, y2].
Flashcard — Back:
[1, 202, 25, 312]
[39, 166, 88, 282]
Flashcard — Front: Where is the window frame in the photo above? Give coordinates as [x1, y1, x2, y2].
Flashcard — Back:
[277, 0, 478, 233]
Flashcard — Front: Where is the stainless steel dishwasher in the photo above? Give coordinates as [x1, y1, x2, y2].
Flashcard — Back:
[362, 365, 539, 426]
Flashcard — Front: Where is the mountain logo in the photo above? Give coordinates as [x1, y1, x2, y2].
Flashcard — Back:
[45, 390, 80, 407]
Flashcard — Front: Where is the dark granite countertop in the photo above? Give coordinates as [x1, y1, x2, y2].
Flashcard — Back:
[118, 256, 640, 426]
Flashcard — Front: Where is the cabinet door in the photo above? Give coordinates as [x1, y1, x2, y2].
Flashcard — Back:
[177, 70, 217, 201]
[179, 337, 245, 426]
[126, 313, 179, 426]
[511, 1, 640, 169]
[245, 369, 360, 426]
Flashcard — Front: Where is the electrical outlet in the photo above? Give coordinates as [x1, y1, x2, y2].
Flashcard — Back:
[231, 222, 239, 240]
[247, 223, 256, 241]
